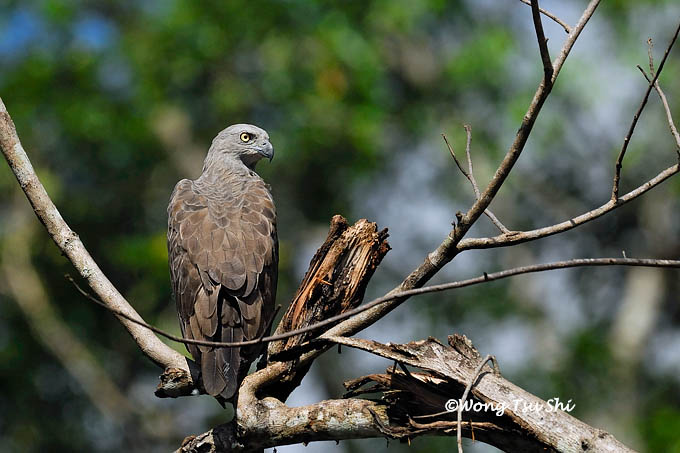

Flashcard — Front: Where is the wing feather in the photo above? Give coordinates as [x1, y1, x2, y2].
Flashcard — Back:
[167, 175, 277, 400]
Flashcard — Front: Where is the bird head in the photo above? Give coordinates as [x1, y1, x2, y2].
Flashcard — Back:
[209, 124, 274, 169]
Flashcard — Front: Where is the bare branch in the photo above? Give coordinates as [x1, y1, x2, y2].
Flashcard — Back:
[455, 0, 599, 243]
[298, 0, 602, 351]
[458, 355, 499, 453]
[530, 0, 554, 80]
[612, 22, 680, 200]
[319, 336, 634, 453]
[442, 130, 509, 234]
[181, 336, 633, 452]
[463, 125, 478, 197]
[178, 397, 389, 452]
[638, 67, 680, 156]
[517, 0, 571, 34]
[637, 45, 680, 156]
[66, 252, 680, 354]
[268, 216, 389, 359]
[271, 257, 680, 361]
[0, 97, 191, 374]
[74, 253, 680, 353]
[458, 162, 679, 250]
[442, 133, 470, 181]
[463, 125, 511, 233]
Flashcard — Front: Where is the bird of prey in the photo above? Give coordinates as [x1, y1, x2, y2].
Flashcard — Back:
[167, 124, 277, 400]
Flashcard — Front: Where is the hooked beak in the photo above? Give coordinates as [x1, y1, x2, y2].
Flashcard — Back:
[257, 142, 274, 162]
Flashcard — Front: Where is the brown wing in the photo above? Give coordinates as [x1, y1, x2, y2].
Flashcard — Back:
[168, 178, 277, 399]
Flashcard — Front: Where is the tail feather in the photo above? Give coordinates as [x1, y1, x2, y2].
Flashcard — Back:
[201, 349, 227, 397]
[215, 324, 242, 400]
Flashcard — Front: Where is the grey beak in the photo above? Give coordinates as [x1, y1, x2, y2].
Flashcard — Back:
[258, 142, 274, 161]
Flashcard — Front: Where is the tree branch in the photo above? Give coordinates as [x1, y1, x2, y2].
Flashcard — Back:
[612, 22, 680, 200]
[0, 97, 193, 376]
[457, 355, 499, 453]
[0, 1, 605, 407]
[637, 57, 680, 156]
[180, 335, 634, 452]
[648, 72, 680, 157]
[270, 257, 680, 362]
[68, 252, 680, 355]
[292, 0, 601, 355]
[266, 215, 390, 400]
[517, 0, 571, 34]
[458, 162, 680, 250]
[530, 0, 554, 80]
[443, 128, 510, 234]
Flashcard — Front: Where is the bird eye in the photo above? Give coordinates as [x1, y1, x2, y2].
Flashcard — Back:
[240, 132, 251, 143]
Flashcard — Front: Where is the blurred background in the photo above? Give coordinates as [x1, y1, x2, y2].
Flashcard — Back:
[1, 0, 679, 451]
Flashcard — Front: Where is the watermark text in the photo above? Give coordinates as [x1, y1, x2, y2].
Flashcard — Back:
[444, 397, 575, 416]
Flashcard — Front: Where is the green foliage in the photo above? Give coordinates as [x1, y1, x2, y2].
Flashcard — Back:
[645, 405, 680, 452]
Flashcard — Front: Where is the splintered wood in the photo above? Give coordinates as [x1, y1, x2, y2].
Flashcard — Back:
[267, 215, 390, 359]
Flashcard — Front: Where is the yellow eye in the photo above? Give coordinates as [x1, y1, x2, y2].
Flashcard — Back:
[240, 132, 251, 143]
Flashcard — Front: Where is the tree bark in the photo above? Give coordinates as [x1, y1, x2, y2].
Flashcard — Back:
[179, 334, 634, 452]
[266, 215, 390, 400]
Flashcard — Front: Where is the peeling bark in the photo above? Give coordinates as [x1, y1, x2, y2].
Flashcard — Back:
[266, 215, 389, 400]
[181, 335, 634, 453]
[329, 334, 634, 452]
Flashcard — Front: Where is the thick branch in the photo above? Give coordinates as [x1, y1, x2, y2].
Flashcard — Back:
[266, 215, 389, 399]
[180, 335, 634, 452]
[268, 216, 389, 356]
[175, 360, 388, 452]
[177, 398, 386, 453]
[330, 335, 635, 452]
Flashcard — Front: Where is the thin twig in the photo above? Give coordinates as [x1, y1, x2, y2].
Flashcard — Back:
[530, 0, 554, 80]
[1, 3, 602, 371]
[463, 125, 510, 233]
[647, 37, 656, 74]
[638, 38, 680, 157]
[458, 162, 680, 251]
[612, 22, 680, 200]
[517, 0, 571, 34]
[463, 125, 477, 197]
[70, 258, 680, 349]
[65, 275, 208, 347]
[457, 355, 499, 453]
[443, 133, 469, 180]
[295, 1, 605, 359]
[637, 65, 680, 156]
[442, 131, 510, 234]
